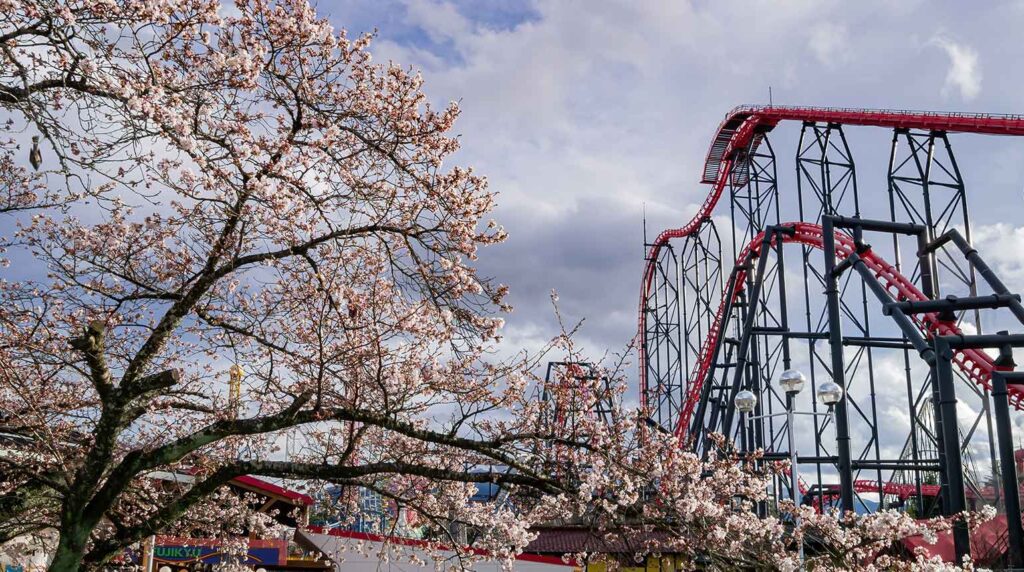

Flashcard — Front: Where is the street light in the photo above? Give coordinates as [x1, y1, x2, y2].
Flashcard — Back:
[780, 370, 805, 564]
[779, 369, 806, 394]
[735, 389, 758, 454]
[817, 381, 844, 407]
[735, 390, 757, 414]
[734, 369, 844, 565]
[733, 372, 835, 564]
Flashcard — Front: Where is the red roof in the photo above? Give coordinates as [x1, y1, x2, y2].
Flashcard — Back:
[232, 475, 313, 505]
[525, 527, 674, 554]
[303, 527, 577, 566]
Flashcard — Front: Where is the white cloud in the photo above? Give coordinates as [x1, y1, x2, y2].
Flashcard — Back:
[344, 1, 1024, 402]
[402, 0, 471, 43]
[930, 34, 982, 101]
[973, 223, 1024, 292]
[808, 22, 851, 67]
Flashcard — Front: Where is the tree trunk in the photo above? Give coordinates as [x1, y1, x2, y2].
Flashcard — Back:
[48, 529, 88, 572]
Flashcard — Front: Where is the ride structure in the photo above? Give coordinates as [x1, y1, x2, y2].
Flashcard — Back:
[639, 105, 1024, 562]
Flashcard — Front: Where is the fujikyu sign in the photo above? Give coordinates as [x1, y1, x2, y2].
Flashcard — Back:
[154, 546, 205, 561]
[145, 537, 287, 566]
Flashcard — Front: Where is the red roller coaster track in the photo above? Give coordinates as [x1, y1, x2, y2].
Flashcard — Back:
[676, 223, 1016, 503]
[671, 223, 1020, 440]
[639, 105, 1024, 451]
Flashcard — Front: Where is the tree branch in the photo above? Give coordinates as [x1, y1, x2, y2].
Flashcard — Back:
[85, 459, 561, 565]
[68, 320, 113, 399]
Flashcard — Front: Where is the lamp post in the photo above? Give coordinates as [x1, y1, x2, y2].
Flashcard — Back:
[736, 370, 845, 564]
[735, 389, 757, 453]
[778, 369, 807, 522]
[734, 388, 760, 516]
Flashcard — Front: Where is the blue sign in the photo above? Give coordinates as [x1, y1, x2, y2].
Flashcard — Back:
[132, 537, 287, 567]
[153, 544, 283, 566]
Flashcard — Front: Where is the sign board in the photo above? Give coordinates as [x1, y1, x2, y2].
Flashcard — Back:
[143, 537, 287, 566]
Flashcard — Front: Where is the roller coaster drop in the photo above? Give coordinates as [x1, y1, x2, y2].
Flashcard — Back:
[639, 106, 1024, 561]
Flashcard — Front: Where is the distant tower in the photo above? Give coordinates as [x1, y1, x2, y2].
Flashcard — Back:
[286, 429, 297, 461]
[228, 364, 244, 416]
[28, 136, 41, 170]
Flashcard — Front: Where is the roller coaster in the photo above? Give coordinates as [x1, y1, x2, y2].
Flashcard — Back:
[639, 106, 1024, 562]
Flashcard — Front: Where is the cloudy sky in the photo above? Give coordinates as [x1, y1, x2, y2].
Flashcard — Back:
[313, 0, 1024, 485]
[320, 0, 1024, 358]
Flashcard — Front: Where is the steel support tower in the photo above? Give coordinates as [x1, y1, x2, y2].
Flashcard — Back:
[639, 106, 1024, 563]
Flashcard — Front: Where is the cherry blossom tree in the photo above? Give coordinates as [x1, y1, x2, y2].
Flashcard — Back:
[0, 2, 990, 572]
[0, 0, 576, 568]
